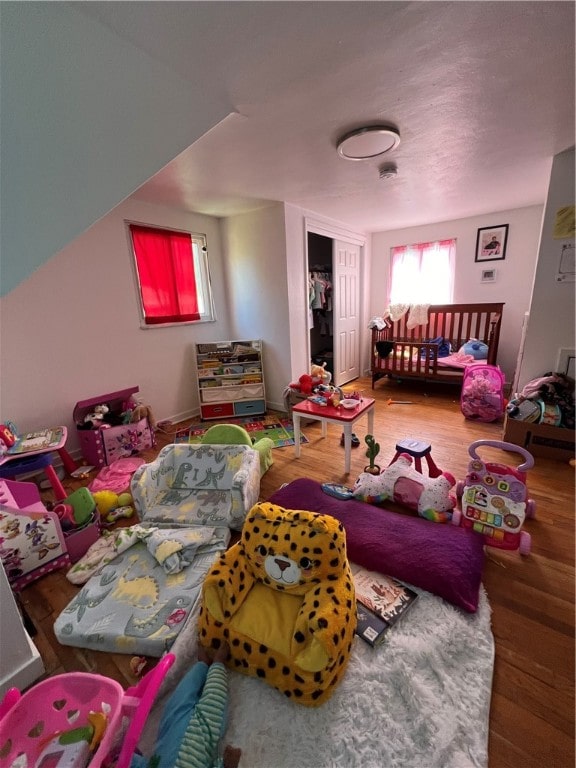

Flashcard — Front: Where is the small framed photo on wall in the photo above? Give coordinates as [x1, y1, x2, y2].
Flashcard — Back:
[475, 224, 509, 262]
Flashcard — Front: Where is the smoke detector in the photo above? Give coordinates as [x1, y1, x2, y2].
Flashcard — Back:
[379, 164, 398, 180]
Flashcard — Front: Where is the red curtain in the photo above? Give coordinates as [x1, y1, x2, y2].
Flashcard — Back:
[129, 224, 200, 324]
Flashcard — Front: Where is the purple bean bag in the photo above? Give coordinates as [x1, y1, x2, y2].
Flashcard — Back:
[269, 478, 485, 613]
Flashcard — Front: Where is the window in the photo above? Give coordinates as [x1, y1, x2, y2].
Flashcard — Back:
[128, 223, 215, 326]
[389, 239, 455, 304]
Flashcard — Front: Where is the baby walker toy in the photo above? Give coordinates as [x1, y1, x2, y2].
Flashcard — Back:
[452, 440, 536, 555]
[0, 654, 174, 768]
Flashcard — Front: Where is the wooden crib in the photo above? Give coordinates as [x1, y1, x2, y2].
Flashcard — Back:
[371, 302, 504, 387]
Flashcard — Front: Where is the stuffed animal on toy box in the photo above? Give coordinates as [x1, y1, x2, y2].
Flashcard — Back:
[83, 404, 110, 429]
[353, 453, 456, 523]
[198, 502, 357, 707]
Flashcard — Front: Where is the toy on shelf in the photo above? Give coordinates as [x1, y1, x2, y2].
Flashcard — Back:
[452, 439, 536, 555]
[0, 654, 175, 768]
[353, 441, 456, 523]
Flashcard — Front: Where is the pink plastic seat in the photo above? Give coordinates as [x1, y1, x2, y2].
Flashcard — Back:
[0, 653, 175, 767]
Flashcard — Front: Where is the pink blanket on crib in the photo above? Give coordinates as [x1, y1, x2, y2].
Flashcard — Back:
[436, 352, 486, 368]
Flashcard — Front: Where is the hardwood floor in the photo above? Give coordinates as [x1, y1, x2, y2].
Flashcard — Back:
[19, 376, 575, 767]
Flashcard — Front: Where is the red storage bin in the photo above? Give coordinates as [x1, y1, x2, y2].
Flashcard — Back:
[74, 387, 155, 468]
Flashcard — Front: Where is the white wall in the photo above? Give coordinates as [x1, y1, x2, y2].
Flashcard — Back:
[221, 205, 291, 411]
[518, 148, 575, 389]
[0, 3, 232, 296]
[0, 199, 232, 453]
[370, 205, 545, 382]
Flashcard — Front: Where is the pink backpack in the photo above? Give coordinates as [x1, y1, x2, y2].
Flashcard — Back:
[460, 364, 505, 422]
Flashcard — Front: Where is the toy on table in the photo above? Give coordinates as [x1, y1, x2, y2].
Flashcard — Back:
[0, 654, 175, 768]
[289, 370, 342, 407]
[0, 423, 17, 453]
[452, 439, 536, 555]
[353, 440, 456, 523]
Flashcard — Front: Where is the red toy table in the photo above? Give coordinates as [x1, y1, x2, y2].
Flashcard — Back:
[292, 397, 375, 474]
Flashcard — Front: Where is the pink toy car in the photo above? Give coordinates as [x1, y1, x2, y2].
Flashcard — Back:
[452, 439, 536, 555]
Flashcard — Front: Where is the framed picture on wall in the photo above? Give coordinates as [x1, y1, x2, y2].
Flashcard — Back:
[475, 224, 509, 262]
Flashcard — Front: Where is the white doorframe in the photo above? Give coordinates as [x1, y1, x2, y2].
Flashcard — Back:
[304, 217, 366, 384]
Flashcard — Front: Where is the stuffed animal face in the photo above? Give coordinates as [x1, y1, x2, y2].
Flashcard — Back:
[198, 502, 356, 706]
[240, 506, 347, 595]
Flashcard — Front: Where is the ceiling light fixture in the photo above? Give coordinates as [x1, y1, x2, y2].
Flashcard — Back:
[336, 125, 401, 161]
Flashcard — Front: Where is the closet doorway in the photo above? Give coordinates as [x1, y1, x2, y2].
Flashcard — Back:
[307, 231, 360, 387]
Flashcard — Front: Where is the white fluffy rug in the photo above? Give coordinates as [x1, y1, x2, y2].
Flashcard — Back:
[139, 586, 494, 768]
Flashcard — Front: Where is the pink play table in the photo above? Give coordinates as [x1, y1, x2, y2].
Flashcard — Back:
[292, 397, 375, 474]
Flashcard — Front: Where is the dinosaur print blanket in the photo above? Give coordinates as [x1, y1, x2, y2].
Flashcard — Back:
[66, 524, 227, 584]
[54, 525, 230, 657]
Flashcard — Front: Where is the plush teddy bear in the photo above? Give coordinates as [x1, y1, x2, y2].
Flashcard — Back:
[198, 501, 357, 707]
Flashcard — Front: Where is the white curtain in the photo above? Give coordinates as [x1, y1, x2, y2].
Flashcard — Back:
[389, 239, 455, 304]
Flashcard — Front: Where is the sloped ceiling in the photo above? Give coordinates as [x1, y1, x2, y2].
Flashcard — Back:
[82, 1, 575, 231]
[1, 2, 574, 295]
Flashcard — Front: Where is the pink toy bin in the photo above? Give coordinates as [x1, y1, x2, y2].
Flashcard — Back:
[74, 387, 155, 469]
[0, 653, 174, 768]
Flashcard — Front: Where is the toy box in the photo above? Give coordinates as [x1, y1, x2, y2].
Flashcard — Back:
[63, 511, 101, 562]
[503, 415, 575, 462]
[74, 386, 155, 468]
[0, 479, 70, 590]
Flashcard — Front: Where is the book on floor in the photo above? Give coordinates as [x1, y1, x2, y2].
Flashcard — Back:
[351, 563, 419, 647]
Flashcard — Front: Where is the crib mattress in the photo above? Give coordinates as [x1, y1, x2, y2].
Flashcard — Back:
[54, 531, 228, 657]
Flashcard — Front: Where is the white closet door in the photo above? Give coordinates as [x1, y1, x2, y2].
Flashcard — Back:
[333, 239, 360, 386]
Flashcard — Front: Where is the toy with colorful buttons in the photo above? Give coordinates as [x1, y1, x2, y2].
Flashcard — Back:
[452, 440, 536, 555]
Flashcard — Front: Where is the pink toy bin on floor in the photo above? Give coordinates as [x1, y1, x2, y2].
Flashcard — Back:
[0, 653, 174, 768]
